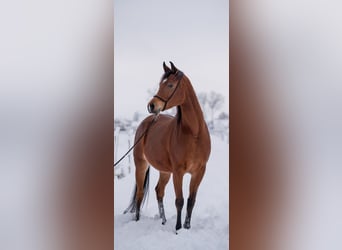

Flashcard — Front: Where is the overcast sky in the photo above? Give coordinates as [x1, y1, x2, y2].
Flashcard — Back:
[114, 0, 229, 119]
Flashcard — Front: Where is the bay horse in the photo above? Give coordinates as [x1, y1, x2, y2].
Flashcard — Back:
[124, 62, 211, 231]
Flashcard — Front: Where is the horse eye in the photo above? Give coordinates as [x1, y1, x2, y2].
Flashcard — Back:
[167, 84, 173, 88]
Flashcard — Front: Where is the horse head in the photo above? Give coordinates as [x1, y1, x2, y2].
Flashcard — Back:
[147, 62, 185, 114]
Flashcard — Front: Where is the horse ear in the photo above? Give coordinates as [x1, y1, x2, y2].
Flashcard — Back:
[163, 61, 171, 73]
[169, 61, 178, 73]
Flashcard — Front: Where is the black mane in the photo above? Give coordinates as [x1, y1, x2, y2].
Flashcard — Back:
[176, 106, 182, 123]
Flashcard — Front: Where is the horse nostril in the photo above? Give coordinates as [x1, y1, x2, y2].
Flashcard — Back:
[148, 103, 155, 113]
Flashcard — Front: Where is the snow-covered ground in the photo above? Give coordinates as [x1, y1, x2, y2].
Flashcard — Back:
[114, 132, 229, 250]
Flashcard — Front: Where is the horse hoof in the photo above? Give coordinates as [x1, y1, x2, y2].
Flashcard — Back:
[175, 224, 182, 231]
[162, 220, 166, 225]
[183, 223, 191, 229]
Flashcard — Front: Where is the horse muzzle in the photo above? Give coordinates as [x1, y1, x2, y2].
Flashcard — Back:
[147, 102, 155, 113]
[147, 99, 163, 114]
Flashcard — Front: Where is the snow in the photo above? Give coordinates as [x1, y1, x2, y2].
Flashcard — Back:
[114, 133, 229, 250]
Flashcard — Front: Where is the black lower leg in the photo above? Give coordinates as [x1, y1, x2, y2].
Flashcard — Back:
[157, 199, 167, 224]
[135, 199, 141, 221]
[135, 209, 140, 221]
[183, 196, 196, 229]
[175, 198, 184, 230]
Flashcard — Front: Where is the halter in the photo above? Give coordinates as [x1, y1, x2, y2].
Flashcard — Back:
[153, 71, 184, 111]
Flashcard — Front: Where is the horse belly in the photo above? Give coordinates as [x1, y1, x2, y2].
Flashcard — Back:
[143, 151, 172, 172]
[143, 135, 173, 172]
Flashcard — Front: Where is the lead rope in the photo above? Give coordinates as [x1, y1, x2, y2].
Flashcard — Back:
[113, 115, 159, 168]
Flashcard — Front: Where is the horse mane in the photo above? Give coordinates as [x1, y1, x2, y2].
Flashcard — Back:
[176, 106, 182, 123]
[161, 71, 173, 81]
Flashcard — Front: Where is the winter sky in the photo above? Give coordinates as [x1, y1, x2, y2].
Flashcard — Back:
[114, 0, 229, 119]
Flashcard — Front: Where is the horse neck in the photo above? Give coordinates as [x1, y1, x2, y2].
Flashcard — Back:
[176, 82, 205, 137]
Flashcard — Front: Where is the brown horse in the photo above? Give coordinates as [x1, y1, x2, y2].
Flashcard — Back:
[125, 62, 211, 231]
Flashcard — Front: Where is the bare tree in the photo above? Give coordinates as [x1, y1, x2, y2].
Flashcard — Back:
[132, 111, 140, 122]
[197, 92, 209, 121]
[218, 111, 229, 120]
[207, 91, 224, 129]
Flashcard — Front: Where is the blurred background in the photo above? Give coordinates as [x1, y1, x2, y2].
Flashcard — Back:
[0, 1, 113, 249]
[230, 0, 342, 249]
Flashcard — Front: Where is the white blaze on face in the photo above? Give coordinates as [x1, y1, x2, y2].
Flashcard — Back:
[162, 78, 168, 84]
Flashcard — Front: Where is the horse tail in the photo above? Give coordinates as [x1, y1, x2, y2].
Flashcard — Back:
[123, 167, 150, 214]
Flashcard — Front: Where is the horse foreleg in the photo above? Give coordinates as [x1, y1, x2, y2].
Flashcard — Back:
[155, 172, 171, 224]
[184, 166, 206, 229]
[173, 172, 184, 231]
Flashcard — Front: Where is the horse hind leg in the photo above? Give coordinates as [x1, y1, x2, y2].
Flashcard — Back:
[155, 172, 171, 225]
[134, 159, 150, 221]
[184, 165, 206, 229]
